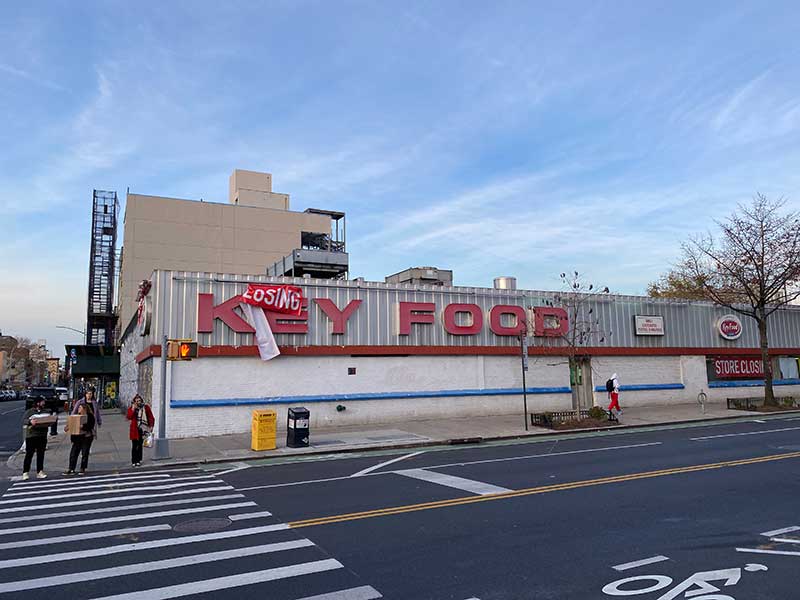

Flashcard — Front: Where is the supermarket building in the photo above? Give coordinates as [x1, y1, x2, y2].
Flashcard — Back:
[120, 270, 800, 439]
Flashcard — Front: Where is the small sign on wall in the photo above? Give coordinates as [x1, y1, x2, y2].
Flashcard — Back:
[634, 315, 665, 336]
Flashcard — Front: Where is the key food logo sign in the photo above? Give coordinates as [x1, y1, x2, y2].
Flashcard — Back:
[717, 314, 743, 340]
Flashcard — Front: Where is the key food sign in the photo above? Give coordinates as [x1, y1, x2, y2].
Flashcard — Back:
[634, 315, 665, 336]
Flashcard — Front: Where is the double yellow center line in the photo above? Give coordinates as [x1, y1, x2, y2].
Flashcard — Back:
[289, 450, 800, 529]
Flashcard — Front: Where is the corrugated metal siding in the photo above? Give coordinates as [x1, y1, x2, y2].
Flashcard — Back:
[144, 271, 800, 350]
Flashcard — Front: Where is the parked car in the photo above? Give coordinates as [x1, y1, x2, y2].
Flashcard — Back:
[0, 390, 17, 402]
[23, 387, 60, 411]
[56, 387, 69, 403]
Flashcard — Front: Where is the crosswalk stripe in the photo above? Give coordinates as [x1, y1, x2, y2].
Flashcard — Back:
[229, 511, 274, 521]
[5, 475, 216, 496]
[87, 558, 344, 600]
[0, 523, 291, 569]
[10, 473, 171, 488]
[0, 494, 245, 525]
[396, 468, 512, 495]
[0, 539, 315, 593]
[295, 586, 383, 600]
[0, 478, 221, 503]
[0, 485, 234, 513]
[0, 501, 257, 536]
[0, 524, 173, 550]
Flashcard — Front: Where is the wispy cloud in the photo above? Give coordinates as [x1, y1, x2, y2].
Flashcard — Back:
[0, 62, 66, 92]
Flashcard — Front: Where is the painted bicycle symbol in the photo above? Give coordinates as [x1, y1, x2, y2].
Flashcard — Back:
[602, 563, 768, 599]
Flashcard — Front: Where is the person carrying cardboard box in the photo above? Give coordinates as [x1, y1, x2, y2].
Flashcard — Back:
[21, 397, 50, 480]
[62, 402, 96, 476]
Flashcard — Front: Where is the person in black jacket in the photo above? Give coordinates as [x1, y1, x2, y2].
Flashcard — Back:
[21, 397, 50, 480]
[63, 402, 96, 476]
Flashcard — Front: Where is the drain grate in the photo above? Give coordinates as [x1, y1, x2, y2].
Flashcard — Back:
[172, 517, 232, 534]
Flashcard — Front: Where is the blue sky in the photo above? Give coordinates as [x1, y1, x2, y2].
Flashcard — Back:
[2, 1, 800, 358]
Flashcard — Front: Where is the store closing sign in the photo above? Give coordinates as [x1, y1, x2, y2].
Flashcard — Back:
[714, 357, 764, 378]
[241, 284, 304, 316]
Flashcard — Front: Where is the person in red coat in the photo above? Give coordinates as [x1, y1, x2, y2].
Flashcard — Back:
[126, 394, 155, 467]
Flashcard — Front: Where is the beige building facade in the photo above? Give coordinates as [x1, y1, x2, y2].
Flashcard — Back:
[118, 169, 337, 329]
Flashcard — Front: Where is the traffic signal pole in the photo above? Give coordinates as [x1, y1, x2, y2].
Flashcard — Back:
[154, 335, 170, 459]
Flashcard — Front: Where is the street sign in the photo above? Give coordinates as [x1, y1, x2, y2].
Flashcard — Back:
[521, 335, 529, 371]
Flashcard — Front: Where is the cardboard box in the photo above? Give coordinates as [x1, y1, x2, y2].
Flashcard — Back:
[66, 414, 87, 435]
[30, 413, 57, 426]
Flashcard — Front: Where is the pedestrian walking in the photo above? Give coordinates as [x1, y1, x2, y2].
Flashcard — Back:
[126, 394, 154, 467]
[606, 372, 622, 416]
[63, 402, 96, 476]
[21, 397, 50, 480]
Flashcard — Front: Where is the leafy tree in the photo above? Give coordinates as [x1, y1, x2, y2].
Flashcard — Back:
[672, 194, 800, 405]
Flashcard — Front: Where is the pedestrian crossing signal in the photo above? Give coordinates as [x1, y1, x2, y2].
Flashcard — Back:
[167, 340, 198, 361]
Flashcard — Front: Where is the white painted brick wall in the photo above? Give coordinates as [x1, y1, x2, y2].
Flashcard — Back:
[132, 353, 800, 438]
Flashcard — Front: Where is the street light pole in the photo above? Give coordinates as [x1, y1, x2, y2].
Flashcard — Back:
[56, 326, 86, 337]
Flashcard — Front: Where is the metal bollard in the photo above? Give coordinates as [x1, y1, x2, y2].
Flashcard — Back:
[697, 390, 707, 414]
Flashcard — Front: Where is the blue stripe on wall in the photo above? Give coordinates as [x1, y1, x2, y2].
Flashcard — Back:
[592, 383, 685, 392]
[708, 378, 800, 388]
[171, 382, 685, 408]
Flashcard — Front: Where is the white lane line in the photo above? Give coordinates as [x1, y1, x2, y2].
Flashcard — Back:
[88, 558, 343, 600]
[0, 539, 315, 593]
[351, 451, 425, 477]
[762, 525, 800, 537]
[612, 555, 670, 571]
[5, 475, 217, 496]
[691, 426, 800, 441]
[0, 524, 172, 550]
[0, 485, 235, 513]
[214, 462, 251, 476]
[295, 586, 383, 600]
[770, 537, 800, 545]
[229, 511, 273, 521]
[0, 523, 291, 569]
[753, 419, 767, 423]
[0, 501, 256, 536]
[0, 494, 245, 525]
[737, 547, 800, 557]
[396, 468, 511, 495]
[10, 473, 172, 488]
[238, 442, 662, 492]
[0, 478, 221, 503]
[0, 407, 23, 415]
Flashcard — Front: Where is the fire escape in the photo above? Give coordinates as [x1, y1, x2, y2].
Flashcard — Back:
[86, 190, 119, 346]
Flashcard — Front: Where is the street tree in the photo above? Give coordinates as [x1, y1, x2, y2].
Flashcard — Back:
[671, 194, 800, 405]
[543, 271, 611, 413]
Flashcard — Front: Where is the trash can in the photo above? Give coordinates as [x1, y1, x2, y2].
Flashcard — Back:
[251, 409, 277, 451]
[286, 406, 310, 448]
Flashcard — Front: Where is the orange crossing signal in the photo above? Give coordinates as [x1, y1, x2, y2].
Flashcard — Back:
[167, 340, 198, 361]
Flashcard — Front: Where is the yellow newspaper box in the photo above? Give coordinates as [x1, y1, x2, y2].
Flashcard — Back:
[251, 409, 277, 451]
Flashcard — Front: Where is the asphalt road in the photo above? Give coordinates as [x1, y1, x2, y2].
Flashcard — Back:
[0, 400, 24, 462]
[1, 414, 800, 599]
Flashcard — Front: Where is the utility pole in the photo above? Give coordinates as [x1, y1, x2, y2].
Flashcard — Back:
[519, 334, 529, 431]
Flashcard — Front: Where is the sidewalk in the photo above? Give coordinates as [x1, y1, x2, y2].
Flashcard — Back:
[7, 402, 768, 474]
